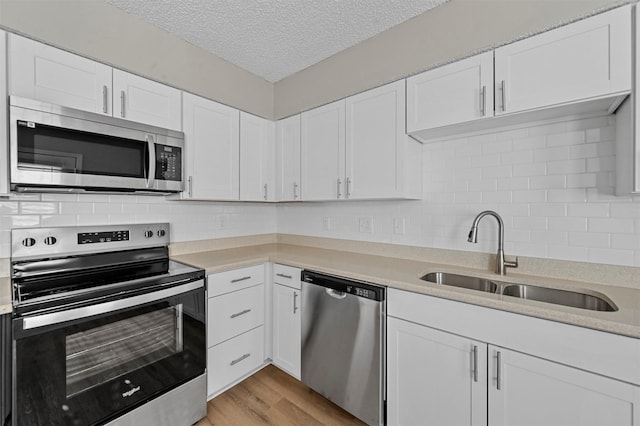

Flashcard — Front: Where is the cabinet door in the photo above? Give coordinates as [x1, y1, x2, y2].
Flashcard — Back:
[406, 51, 493, 132]
[387, 317, 487, 426]
[301, 100, 346, 201]
[272, 284, 301, 379]
[276, 115, 301, 201]
[346, 80, 407, 199]
[113, 69, 182, 130]
[240, 112, 275, 201]
[182, 93, 239, 200]
[494, 5, 631, 115]
[489, 346, 640, 426]
[8, 34, 112, 115]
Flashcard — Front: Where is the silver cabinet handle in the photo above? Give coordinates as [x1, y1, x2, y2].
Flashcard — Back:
[293, 182, 299, 200]
[230, 276, 251, 283]
[276, 273, 292, 279]
[496, 350, 502, 390]
[230, 353, 250, 366]
[500, 80, 506, 112]
[480, 86, 486, 117]
[326, 288, 347, 300]
[346, 177, 352, 198]
[337, 178, 342, 199]
[188, 176, 193, 198]
[473, 345, 478, 382]
[120, 90, 126, 118]
[293, 291, 298, 314]
[263, 183, 268, 200]
[230, 308, 251, 319]
[102, 85, 108, 114]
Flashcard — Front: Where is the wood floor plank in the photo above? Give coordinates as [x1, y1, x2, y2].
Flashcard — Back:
[203, 365, 366, 426]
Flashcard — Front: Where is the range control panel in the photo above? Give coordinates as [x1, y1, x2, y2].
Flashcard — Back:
[11, 223, 170, 260]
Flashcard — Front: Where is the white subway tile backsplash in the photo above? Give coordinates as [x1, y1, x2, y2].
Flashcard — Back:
[546, 189, 586, 203]
[588, 218, 634, 234]
[548, 217, 587, 232]
[588, 248, 635, 266]
[547, 159, 585, 175]
[568, 232, 610, 248]
[567, 203, 609, 217]
[530, 175, 566, 190]
[546, 130, 585, 147]
[513, 163, 546, 177]
[60, 202, 93, 214]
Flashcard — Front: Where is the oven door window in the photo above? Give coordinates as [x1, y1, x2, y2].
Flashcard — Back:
[65, 305, 183, 398]
[13, 289, 205, 426]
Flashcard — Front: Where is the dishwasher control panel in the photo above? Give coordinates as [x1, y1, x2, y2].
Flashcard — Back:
[302, 270, 385, 301]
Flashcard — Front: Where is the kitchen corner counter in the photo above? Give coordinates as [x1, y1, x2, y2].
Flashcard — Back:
[0, 277, 11, 315]
[173, 242, 640, 340]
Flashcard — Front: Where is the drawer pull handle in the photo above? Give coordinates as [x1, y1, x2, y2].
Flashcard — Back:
[496, 350, 502, 390]
[293, 292, 298, 314]
[230, 309, 251, 319]
[276, 273, 292, 279]
[472, 345, 478, 382]
[230, 353, 251, 366]
[230, 276, 251, 283]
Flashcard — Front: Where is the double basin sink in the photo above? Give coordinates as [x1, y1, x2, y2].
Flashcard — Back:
[421, 272, 617, 312]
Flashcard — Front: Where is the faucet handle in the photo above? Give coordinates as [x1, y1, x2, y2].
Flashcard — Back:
[504, 256, 519, 269]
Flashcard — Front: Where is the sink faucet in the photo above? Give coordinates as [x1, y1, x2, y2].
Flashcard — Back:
[467, 210, 518, 275]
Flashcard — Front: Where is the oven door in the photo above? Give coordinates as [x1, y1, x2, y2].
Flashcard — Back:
[12, 280, 205, 426]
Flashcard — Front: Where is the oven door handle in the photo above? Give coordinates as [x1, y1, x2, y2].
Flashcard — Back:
[20, 279, 203, 331]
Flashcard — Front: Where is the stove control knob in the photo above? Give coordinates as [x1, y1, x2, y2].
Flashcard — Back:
[44, 236, 57, 246]
[144, 230, 154, 238]
[22, 237, 36, 247]
[157, 229, 166, 237]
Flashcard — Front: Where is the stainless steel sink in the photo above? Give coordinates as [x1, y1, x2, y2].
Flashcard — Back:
[420, 272, 617, 312]
[502, 284, 617, 312]
[421, 272, 497, 293]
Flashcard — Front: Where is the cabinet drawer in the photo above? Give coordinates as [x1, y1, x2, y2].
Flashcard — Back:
[207, 326, 264, 397]
[208, 284, 264, 346]
[208, 264, 264, 297]
[273, 264, 302, 290]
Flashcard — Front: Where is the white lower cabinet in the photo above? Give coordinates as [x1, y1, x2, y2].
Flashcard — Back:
[206, 265, 266, 398]
[387, 317, 487, 426]
[488, 346, 640, 426]
[207, 326, 264, 397]
[388, 288, 640, 426]
[272, 264, 302, 379]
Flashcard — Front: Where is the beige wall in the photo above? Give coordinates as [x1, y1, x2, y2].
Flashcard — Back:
[274, 0, 633, 119]
[0, 0, 275, 118]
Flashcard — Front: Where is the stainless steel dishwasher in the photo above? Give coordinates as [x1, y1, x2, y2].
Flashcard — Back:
[301, 270, 386, 426]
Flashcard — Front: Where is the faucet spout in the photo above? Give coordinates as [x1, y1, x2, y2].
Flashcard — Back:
[467, 210, 518, 275]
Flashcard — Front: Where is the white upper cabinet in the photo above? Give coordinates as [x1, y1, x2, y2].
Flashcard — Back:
[180, 92, 240, 200]
[301, 99, 346, 201]
[113, 69, 182, 131]
[276, 115, 301, 202]
[407, 51, 494, 133]
[301, 83, 421, 201]
[346, 80, 419, 199]
[240, 112, 276, 202]
[8, 34, 112, 115]
[494, 5, 631, 115]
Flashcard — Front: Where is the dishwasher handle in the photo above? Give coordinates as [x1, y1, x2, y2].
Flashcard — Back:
[326, 288, 347, 299]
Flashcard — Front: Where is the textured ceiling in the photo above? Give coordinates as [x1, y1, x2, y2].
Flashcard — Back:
[104, 0, 448, 82]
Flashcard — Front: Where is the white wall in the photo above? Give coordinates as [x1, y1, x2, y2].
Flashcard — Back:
[278, 114, 640, 268]
[0, 194, 277, 258]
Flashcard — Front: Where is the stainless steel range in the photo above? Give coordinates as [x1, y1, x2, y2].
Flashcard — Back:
[10, 223, 206, 426]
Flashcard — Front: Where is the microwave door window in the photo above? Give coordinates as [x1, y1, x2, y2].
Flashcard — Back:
[17, 122, 146, 178]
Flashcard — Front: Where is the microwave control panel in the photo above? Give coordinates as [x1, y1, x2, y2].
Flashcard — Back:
[155, 144, 182, 181]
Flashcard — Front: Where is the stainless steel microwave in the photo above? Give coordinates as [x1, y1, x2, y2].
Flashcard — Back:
[9, 96, 184, 194]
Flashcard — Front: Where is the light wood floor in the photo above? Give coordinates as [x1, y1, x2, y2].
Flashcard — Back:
[196, 365, 366, 426]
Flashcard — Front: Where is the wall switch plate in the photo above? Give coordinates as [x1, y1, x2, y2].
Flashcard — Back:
[322, 216, 332, 231]
[359, 217, 374, 233]
[393, 217, 406, 235]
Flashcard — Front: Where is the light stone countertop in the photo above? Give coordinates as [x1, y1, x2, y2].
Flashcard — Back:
[173, 243, 640, 339]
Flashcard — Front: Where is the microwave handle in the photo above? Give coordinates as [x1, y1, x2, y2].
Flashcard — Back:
[146, 135, 157, 189]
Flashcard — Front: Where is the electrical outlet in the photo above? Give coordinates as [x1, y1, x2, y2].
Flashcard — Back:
[359, 217, 374, 233]
[217, 214, 228, 230]
[322, 217, 332, 231]
[393, 217, 406, 235]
